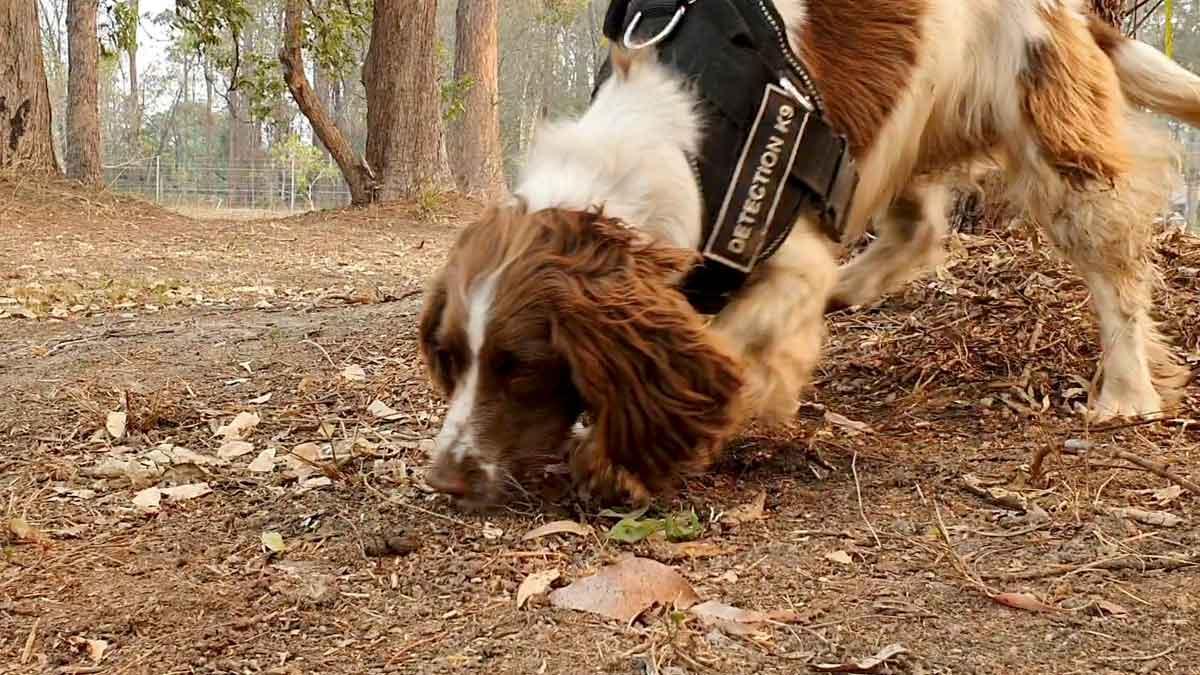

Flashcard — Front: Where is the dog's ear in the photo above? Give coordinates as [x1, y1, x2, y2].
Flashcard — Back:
[418, 271, 452, 395]
[546, 213, 745, 501]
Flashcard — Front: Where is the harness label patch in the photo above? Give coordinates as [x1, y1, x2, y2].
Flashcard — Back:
[703, 83, 808, 273]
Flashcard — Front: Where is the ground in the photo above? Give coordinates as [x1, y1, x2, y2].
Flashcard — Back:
[2, 174, 1199, 675]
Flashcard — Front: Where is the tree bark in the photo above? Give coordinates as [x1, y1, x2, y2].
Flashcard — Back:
[448, 0, 505, 197]
[65, 0, 100, 183]
[0, 0, 60, 172]
[126, 0, 140, 149]
[363, 0, 451, 201]
[279, 0, 375, 204]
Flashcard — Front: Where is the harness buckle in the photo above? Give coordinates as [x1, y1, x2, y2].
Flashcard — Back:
[622, 4, 688, 50]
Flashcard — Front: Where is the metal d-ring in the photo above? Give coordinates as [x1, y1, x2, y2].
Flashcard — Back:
[622, 5, 687, 50]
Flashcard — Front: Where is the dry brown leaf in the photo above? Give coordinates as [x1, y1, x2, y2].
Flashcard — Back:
[1106, 506, 1182, 528]
[132, 486, 162, 510]
[517, 569, 561, 609]
[68, 636, 109, 663]
[216, 412, 260, 440]
[813, 643, 908, 673]
[689, 600, 771, 636]
[368, 400, 404, 420]
[657, 540, 735, 560]
[105, 411, 127, 440]
[247, 447, 277, 473]
[522, 520, 593, 541]
[824, 410, 873, 435]
[8, 517, 51, 546]
[341, 364, 367, 382]
[1092, 599, 1130, 617]
[217, 440, 255, 460]
[825, 550, 854, 566]
[992, 592, 1056, 612]
[1143, 484, 1184, 506]
[161, 483, 212, 501]
[548, 556, 699, 623]
[723, 492, 766, 525]
[286, 442, 324, 478]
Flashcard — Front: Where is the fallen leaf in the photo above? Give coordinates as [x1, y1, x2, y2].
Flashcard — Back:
[368, 400, 404, 420]
[825, 550, 854, 566]
[823, 410, 873, 434]
[1092, 599, 1130, 617]
[482, 523, 504, 540]
[722, 492, 766, 525]
[105, 411, 127, 440]
[247, 447, 277, 473]
[689, 600, 771, 636]
[261, 531, 287, 553]
[216, 411, 260, 440]
[608, 516, 664, 543]
[598, 505, 649, 520]
[132, 486, 162, 510]
[664, 510, 703, 542]
[962, 473, 1029, 512]
[1106, 506, 1182, 528]
[341, 364, 367, 382]
[523, 520, 593, 541]
[814, 643, 909, 673]
[68, 636, 109, 663]
[169, 446, 227, 467]
[297, 476, 333, 492]
[517, 569, 561, 608]
[8, 517, 51, 545]
[286, 442, 325, 478]
[657, 540, 735, 560]
[160, 483, 212, 502]
[1136, 485, 1184, 507]
[548, 556, 700, 623]
[217, 440, 255, 459]
[247, 392, 272, 405]
[992, 592, 1056, 612]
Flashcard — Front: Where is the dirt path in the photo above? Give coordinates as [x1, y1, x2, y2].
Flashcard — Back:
[2, 177, 1200, 674]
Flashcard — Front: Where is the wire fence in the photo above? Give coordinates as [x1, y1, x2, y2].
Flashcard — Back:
[102, 156, 353, 215]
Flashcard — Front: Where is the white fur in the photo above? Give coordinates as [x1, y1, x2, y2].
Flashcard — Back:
[433, 271, 499, 465]
[515, 56, 705, 249]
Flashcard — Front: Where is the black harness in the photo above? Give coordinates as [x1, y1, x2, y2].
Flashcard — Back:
[594, 0, 859, 314]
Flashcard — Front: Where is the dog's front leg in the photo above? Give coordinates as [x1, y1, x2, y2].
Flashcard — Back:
[710, 221, 838, 425]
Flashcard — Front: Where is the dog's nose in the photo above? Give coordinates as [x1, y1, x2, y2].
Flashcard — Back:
[426, 460, 468, 497]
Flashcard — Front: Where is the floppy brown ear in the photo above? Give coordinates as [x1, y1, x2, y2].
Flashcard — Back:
[549, 216, 745, 502]
[418, 272, 451, 395]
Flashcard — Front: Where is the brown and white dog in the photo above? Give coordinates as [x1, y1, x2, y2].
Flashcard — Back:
[419, 0, 1200, 507]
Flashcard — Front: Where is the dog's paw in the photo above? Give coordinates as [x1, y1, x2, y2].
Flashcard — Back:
[568, 438, 651, 508]
[1088, 381, 1165, 422]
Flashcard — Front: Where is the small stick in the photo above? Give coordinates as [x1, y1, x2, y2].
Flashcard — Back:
[983, 553, 1200, 581]
[20, 618, 39, 664]
[1111, 450, 1200, 496]
[851, 451, 881, 548]
[1096, 642, 1179, 663]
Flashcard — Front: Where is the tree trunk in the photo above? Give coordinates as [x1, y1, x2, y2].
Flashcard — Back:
[125, 0, 140, 151]
[65, 0, 100, 184]
[363, 0, 451, 201]
[0, 0, 59, 172]
[448, 0, 505, 197]
[279, 0, 375, 204]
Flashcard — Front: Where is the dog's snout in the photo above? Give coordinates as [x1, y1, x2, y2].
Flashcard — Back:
[426, 459, 469, 497]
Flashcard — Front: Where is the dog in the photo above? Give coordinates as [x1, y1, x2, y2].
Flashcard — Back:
[418, 0, 1199, 507]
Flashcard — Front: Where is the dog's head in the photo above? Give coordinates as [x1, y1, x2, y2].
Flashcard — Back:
[418, 204, 744, 508]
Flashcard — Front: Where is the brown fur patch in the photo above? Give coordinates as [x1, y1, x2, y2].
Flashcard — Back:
[798, 0, 926, 155]
[1086, 13, 1124, 57]
[1020, 7, 1128, 186]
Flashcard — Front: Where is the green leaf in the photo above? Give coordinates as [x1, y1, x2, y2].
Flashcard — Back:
[261, 531, 287, 553]
[607, 517, 664, 543]
[664, 510, 703, 542]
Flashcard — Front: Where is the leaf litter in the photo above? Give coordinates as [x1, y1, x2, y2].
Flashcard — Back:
[548, 556, 700, 623]
[522, 520, 593, 541]
[517, 569, 561, 609]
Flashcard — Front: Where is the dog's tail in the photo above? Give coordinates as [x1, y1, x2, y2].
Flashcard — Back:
[1091, 17, 1200, 127]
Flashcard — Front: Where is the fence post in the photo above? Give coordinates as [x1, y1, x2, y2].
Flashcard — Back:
[290, 154, 296, 213]
[155, 156, 161, 203]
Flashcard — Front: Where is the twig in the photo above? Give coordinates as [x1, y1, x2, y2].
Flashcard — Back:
[1096, 642, 1179, 663]
[1111, 450, 1200, 496]
[983, 554, 1200, 581]
[363, 479, 474, 528]
[303, 338, 338, 369]
[920, 485, 995, 596]
[851, 451, 881, 548]
[20, 618, 39, 664]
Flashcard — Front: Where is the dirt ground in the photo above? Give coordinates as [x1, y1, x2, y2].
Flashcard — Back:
[2, 173, 1199, 675]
